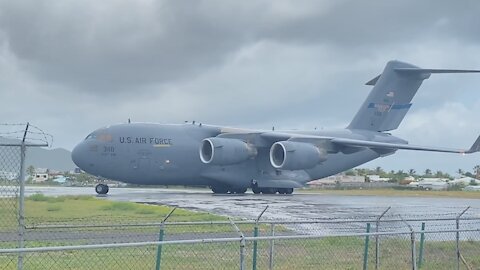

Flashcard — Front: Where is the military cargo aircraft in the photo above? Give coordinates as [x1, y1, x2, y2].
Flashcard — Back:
[72, 60, 480, 195]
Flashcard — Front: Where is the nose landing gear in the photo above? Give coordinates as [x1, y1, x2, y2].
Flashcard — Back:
[95, 184, 109, 194]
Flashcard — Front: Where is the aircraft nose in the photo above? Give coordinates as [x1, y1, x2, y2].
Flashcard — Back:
[71, 142, 87, 169]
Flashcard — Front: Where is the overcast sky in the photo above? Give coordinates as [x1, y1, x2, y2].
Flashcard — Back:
[1, 0, 479, 174]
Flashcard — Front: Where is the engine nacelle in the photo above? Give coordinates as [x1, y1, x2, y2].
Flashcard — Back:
[200, 138, 257, 165]
[270, 141, 327, 170]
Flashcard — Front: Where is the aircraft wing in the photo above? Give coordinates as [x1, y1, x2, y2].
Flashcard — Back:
[221, 130, 480, 154]
[330, 136, 480, 154]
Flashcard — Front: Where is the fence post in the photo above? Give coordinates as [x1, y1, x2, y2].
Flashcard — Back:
[253, 206, 268, 270]
[155, 207, 176, 270]
[229, 218, 246, 270]
[400, 215, 416, 270]
[375, 206, 390, 270]
[17, 123, 29, 270]
[363, 223, 371, 270]
[456, 206, 470, 270]
[268, 223, 275, 270]
[418, 222, 425, 268]
[411, 230, 417, 270]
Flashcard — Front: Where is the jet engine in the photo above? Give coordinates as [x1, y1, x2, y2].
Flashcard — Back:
[200, 138, 257, 165]
[270, 141, 327, 170]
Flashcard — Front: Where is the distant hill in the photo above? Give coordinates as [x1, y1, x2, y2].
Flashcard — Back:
[25, 147, 75, 172]
[0, 137, 75, 172]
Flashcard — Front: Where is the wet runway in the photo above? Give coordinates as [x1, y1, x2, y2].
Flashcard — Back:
[26, 186, 480, 221]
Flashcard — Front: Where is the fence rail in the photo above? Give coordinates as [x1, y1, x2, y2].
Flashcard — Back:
[1, 225, 480, 269]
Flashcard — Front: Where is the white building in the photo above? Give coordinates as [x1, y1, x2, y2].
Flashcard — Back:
[366, 175, 391, 182]
[464, 186, 480, 191]
[34, 168, 48, 174]
[450, 177, 480, 186]
[415, 178, 449, 190]
[308, 174, 365, 187]
[33, 173, 49, 183]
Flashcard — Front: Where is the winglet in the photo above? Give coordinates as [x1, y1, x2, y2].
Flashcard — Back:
[365, 74, 381, 86]
[466, 135, 480, 154]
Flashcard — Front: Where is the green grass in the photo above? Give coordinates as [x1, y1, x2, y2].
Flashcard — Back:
[46, 205, 61, 212]
[21, 194, 226, 226]
[1, 237, 479, 269]
[0, 194, 230, 236]
[2, 194, 479, 269]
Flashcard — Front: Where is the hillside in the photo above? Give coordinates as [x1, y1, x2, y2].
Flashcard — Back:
[0, 137, 75, 172]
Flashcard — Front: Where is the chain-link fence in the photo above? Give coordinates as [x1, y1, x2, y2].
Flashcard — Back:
[0, 219, 479, 270]
[0, 123, 49, 270]
[1, 207, 480, 270]
[0, 141, 22, 269]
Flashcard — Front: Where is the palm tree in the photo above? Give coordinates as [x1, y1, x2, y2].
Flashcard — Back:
[27, 165, 35, 177]
[425, 169, 432, 177]
[474, 165, 480, 179]
[408, 169, 416, 176]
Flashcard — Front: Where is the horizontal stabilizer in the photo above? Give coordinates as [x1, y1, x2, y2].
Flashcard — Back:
[395, 68, 480, 74]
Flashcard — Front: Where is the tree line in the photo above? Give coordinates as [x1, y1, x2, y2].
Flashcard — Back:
[345, 165, 480, 183]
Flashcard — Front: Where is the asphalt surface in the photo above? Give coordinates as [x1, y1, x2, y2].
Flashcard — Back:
[25, 186, 480, 221]
[0, 186, 476, 243]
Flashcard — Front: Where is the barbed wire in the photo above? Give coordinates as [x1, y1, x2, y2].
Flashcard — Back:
[0, 123, 53, 147]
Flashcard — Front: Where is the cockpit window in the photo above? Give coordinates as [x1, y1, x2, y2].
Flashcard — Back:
[85, 133, 97, 140]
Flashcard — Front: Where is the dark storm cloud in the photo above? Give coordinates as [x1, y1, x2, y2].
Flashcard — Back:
[0, 1, 255, 91]
[0, 0, 479, 173]
[1, 0, 479, 94]
[263, 1, 480, 46]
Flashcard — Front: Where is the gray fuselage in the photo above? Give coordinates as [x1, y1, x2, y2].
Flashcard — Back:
[72, 123, 402, 189]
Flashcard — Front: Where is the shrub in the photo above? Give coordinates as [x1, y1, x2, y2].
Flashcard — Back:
[46, 205, 61, 212]
[28, 193, 49, 201]
[100, 202, 137, 211]
[135, 208, 155, 215]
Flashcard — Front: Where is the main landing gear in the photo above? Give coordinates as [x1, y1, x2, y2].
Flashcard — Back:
[210, 186, 247, 194]
[95, 183, 109, 194]
[251, 186, 293, 195]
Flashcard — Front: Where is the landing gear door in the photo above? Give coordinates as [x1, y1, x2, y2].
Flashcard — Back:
[131, 149, 152, 179]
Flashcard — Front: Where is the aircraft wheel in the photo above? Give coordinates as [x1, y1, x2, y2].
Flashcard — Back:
[211, 186, 228, 194]
[286, 188, 294, 194]
[95, 184, 109, 194]
[232, 188, 247, 194]
[261, 188, 276, 194]
[252, 187, 261, 194]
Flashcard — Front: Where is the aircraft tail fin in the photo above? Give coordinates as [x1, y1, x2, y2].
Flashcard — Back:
[347, 60, 480, 132]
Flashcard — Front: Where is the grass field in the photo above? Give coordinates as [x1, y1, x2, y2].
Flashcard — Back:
[2, 235, 480, 269]
[0, 194, 228, 232]
[1, 194, 480, 269]
[25, 193, 226, 223]
[300, 188, 480, 198]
